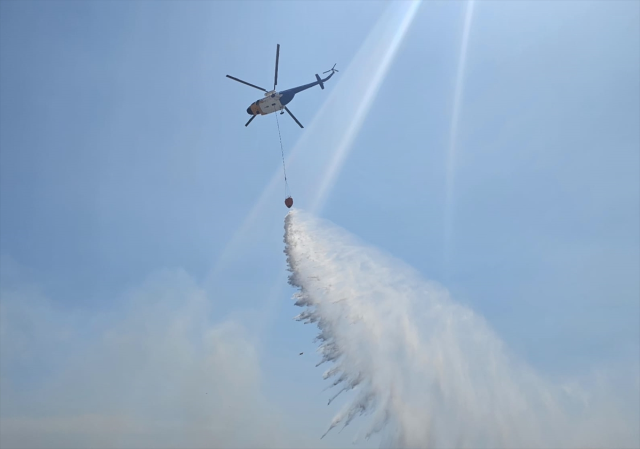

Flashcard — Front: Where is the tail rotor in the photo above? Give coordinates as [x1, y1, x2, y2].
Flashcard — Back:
[323, 63, 339, 75]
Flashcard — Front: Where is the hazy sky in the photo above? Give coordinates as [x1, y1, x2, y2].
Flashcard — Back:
[1, 1, 638, 447]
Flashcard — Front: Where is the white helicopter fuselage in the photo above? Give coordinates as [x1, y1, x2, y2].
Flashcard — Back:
[248, 91, 284, 116]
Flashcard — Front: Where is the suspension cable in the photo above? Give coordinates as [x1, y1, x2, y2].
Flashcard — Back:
[275, 111, 290, 197]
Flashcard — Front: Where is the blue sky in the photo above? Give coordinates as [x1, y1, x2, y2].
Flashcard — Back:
[1, 1, 638, 447]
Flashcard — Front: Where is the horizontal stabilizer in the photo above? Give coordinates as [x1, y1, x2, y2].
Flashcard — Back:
[315, 74, 325, 90]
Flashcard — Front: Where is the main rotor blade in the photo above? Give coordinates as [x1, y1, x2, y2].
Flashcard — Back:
[274, 44, 280, 90]
[245, 115, 257, 127]
[226, 75, 267, 92]
[284, 107, 304, 128]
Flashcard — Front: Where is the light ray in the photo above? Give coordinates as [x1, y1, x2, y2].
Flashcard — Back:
[310, 0, 422, 214]
[444, 0, 475, 275]
[206, 1, 422, 283]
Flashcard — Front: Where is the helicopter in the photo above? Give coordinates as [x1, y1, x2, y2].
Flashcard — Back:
[226, 44, 338, 128]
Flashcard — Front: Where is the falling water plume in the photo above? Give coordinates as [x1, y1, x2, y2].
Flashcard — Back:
[283, 209, 639, 448]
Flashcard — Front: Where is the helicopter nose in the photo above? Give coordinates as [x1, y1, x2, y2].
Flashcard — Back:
[246, 106, 253, 115]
